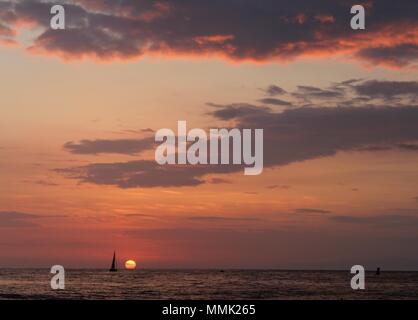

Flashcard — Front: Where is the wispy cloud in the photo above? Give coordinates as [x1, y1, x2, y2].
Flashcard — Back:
[209, 178, 232, 184]
[353, 80, 418, 100]
[295, 208, 331, 214]
[258, 98, 293, 107]
[397, 143, 418, 151]
[329, 214, 418, 228]
[263, 85, 287, 96]
[57, 160, 241, 188]
[63, 137, 155, 155]
[0, 211, 38, 228]
[266, 185, 290, 190]
[186, 216, 260, 222]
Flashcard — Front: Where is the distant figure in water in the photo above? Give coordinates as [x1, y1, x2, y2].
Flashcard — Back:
[376, 267, 381, 275]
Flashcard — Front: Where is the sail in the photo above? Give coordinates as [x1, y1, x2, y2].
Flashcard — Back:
[109, 251, 117, 272]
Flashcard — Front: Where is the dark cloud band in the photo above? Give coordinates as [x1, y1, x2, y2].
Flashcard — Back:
[0, 0, 417, 67]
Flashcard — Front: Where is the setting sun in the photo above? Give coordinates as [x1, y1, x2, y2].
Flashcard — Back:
[125, 260, 137, 270]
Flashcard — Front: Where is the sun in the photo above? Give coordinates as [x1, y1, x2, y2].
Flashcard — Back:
[125, 259, 137, 270]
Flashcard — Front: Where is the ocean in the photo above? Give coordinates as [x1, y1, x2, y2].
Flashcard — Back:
[0, 269, 417, 300]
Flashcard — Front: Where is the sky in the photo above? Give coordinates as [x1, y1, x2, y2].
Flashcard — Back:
[0, 0, 418, 270]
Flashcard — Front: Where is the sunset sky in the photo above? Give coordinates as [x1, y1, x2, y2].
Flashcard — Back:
[1, 0, 418, 269]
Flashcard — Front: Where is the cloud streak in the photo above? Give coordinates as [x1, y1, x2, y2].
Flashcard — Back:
[63, 137, 155, 155]
[0, 211, 38, 228]
[57, 160, 241, 188]
[295, 208, 331, 214]
[330, 214, 418, 228]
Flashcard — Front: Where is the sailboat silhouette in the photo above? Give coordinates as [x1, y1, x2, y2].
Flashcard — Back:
[109, 251, 118, 272]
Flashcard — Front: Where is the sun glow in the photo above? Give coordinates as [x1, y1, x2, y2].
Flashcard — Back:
[125, 260, 137, 270]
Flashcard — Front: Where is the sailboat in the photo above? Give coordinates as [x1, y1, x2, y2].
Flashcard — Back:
[109, 251, 118, 272]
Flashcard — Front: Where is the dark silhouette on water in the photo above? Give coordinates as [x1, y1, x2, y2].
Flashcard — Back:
[376, 267, 381, 275]
[109, 251, 117, 272]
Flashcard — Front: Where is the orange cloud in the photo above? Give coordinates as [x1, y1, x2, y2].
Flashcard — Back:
[314, 15, 335, 24]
